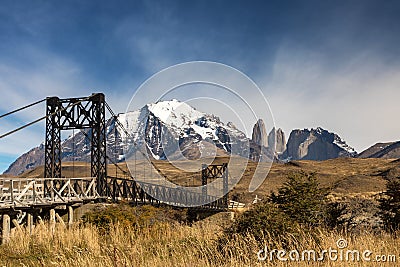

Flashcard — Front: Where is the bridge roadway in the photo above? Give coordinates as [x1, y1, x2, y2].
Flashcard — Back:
[0, 176, 227, 212]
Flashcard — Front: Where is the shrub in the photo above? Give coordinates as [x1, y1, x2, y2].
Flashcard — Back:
[81, 204, 187, 231]
[269, 172, 328, 227]
[323, 202, 352, 229]
[223, 171, 350, 248]
[225, 201, 296, 243]
[378, 176, 400, 232]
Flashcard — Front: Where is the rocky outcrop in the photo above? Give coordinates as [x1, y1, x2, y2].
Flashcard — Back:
[284, 127, 356, 160]
[267, 127, 286, 154]
[251, 119, 268, 147]
[251, 121, 286, 154]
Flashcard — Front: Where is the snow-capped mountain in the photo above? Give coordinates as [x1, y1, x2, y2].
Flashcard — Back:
[116, 99, 258, 161]
[4, 100, 267, 175]
[4, 100, 361, 176]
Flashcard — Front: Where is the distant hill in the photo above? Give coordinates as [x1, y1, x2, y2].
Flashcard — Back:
[14, 157, 398, 202]
[358, 141, 400, 159]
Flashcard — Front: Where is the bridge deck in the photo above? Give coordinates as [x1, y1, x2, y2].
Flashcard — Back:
[0, 177, 228, 212]
[0, 177, 98, 211]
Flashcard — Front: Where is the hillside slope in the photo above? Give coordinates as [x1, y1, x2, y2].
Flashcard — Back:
[14, 157, 397, 203]
[358, 141, 400, 159]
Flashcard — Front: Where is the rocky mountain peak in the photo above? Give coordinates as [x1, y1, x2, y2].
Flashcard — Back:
[4, 100, 369, 176]
[268, 127, 286, 154]
[251, 119, 268, 147]
[284, 127, 356, 160]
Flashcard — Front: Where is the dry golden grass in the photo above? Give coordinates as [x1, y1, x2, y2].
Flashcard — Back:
[18, 158, 399, 192]
[2, 158, 399, 265]
[13, 157, 400, 207]
[0, 219, 399, 266]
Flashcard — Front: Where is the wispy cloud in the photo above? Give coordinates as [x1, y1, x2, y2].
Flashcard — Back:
[1, 0, 400, 173]
[0, 45, 100, 171]
[262, 46, 400, 152]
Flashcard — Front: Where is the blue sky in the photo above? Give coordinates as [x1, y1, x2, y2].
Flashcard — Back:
[1, 0, 400, 173]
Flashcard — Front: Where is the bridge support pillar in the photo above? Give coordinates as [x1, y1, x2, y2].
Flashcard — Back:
[50, 209, 56, 233]
[2, 214, 10, 244]
[68, 206, 74, 228]
[27, 213, 33, 235]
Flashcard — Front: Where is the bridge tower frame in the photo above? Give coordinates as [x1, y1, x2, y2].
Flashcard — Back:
[44, 93, 107, 195]
[201, 163, 229, 207]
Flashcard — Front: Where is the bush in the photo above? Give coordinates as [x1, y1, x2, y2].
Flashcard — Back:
[81, 204, 187, 231]
[323, 202, 352, 229]
[225, 201, 297, 243]
[378, 176, 400, 232]
[223, 171, 350, 248]
[269, 172, 328, 227]
[224, 172, 327, 246]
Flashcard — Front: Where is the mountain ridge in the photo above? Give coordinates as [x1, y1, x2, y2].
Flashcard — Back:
[358, 141, 400, 159]
[4, 100, 271, 175]
[3, 100, 399, 176]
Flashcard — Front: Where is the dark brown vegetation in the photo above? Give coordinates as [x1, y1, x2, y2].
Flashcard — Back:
[13, 157, 400, 228]
[1, 165, 400, 266]
[16, 157, 398, 196]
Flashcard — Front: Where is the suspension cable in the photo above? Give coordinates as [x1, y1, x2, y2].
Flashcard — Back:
[0, 116, 48, 139]
[105, 100, 168, 180]
[106, 155, 130, 177]
[72, 128, 75, 179]
[0, 96, 91, 140]
[0, 98, 46, 119]
[79, 129, 90, 177]
[79, 127, 130, 178]
[114, 115, 118, 178]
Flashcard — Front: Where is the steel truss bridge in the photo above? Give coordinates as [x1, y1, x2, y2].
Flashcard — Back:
[0, 93, 232, 241]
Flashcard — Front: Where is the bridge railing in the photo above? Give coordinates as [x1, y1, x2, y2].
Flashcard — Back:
[105, 176, 228, 210]
[0, 177, 98, 209]
[0, 176, 228, 210]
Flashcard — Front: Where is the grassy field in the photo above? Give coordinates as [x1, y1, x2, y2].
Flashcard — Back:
[13, 157, 400, 227]
[1, 157, 400, 266]
[0, 216, 399, 266]
[16, 157, 400, 201]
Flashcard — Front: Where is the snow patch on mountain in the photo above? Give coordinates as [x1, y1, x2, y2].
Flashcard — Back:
[333, 135, 356, 155]
[4, 99, 273, 175]
[147, 99, 203, 127]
